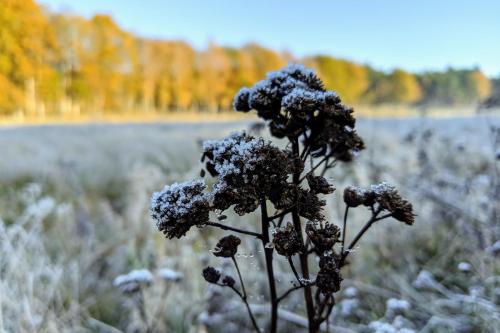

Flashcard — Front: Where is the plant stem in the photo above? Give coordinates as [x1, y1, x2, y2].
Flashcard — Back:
[260, 199, 278, 333]
[268, 208, 293, 221]
[341, 206, 349, 254]
[277, 282, 313, 303]
[291, 138, 316, 333]
[231, 256, 261, 333]
[204, 222, 262, 239]
[287, 256, 303, 286]
[298, 155, 329, 183]
[340, 212, 393, 266]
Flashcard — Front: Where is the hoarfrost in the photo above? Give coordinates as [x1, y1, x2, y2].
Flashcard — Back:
[113, 269, 153, 287]
[457, 262, 472, 272]
[157, 268, 184, 282]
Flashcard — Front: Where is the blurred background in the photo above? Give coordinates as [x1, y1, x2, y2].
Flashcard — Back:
[0, 0, 499, 332]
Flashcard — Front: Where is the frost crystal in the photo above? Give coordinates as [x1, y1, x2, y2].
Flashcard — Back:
[150, 179, 210, 239]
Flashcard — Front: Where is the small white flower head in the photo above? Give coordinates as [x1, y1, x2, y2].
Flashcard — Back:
[150, 179, 210, 239]
[157, 268, 184, 282]
[413, 270, 439, 290]
[113, 269, 153, 293]
[457, 262, 472, 272]
[385, 298, 410, 319]
[344, 286, 358, 298]
[339, 298, 360, 317]
[368, 320, 397, 333]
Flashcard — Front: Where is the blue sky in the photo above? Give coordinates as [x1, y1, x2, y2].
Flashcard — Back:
[41, 0, 500, 77]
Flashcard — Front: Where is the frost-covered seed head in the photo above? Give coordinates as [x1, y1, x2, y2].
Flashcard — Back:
[233, 87, 252, 112]
[202, 132, 293, 215]
[150, 179, 210, 239]
[272, 222, 303, 257]
[344, 182, 414, 225]
[343, 185, 369, 207]
[113, 269, 153, 293]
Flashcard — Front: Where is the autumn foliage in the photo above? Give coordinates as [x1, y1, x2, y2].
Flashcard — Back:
[0, 0, 493, 116]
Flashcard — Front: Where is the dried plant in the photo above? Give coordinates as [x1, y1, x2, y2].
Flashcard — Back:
[150, 64, 415, 333]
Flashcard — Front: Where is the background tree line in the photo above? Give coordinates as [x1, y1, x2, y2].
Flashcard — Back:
[0, 0, 496, 116]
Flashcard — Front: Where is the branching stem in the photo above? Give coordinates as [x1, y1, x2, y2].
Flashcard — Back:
[204, 222, 262, 239]
[340, 211, 393, 266]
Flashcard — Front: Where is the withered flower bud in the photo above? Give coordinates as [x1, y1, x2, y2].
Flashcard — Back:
[202, 266, 221, 284]
[307, 174, 335, 194]
[391, 200, 415, 225]
[343, 185, 367, 207]
[233, 87, 252, 112]
[316, 267, 343, 294]
[316, 254, 342, 294]
[306, 222, 341, 253]
[272, 222, 303, 257]
[298, 189, 326, 221]
[222, 275, 236, 287]
[345, 182, 415, 225]
[370, 182, 415, 225]
[213, 235, 241, 258]
[319, 254, 339, 271]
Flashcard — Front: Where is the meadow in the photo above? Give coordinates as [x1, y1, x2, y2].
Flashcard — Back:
[0, 114, 499, 333]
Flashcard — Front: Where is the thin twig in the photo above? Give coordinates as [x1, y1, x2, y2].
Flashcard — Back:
[340, 206, 349, 254]
[277, 283, 312, 303]
[340, 211, 393, 266]
[204, 222, 262, 239]
[287, 256, 304, 286]
[299, 155, 329, 183]
[231, 256, 261, 333]
[268, 208, 293, 221]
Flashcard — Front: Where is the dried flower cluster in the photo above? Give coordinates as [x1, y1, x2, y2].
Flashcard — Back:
[344, 182, 415, 225]
[150, 64, 415, 333]
[202, 132, 293, 215]
[150, 180, 210, 238]
[234, 64, 364, 160]
[273, 222, 303, 257]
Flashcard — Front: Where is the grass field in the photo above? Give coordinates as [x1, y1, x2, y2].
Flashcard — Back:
[0, 115, 499, 332]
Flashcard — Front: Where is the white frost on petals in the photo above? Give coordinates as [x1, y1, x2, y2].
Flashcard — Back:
[150, 179, 208, 227]
[202, 132, 268, 192]
[370, 182, 397, 196]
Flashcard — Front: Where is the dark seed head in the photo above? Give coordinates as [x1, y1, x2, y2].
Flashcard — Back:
[202, 266, 221, 284]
